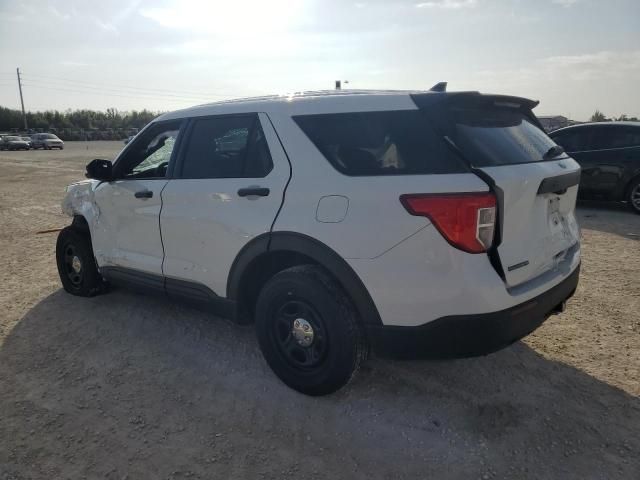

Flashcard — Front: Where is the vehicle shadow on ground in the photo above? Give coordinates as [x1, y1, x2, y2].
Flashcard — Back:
[1, 289, 639, 479]
[576, 200, 640, 239]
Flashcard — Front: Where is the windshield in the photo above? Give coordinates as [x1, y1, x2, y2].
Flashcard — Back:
[44, 134, 59, 139]
[5, 136, 20, 141]
[452, 107, 565, 166]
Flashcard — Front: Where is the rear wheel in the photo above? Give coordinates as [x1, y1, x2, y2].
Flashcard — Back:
[627, 177, 640, 214]
[255, 265, 368, 396]
[56, 226, 106, 296]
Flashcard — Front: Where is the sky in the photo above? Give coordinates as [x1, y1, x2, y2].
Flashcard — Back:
[0, 0, 639, 120]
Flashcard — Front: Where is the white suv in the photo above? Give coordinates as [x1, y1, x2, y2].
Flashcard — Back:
[32, 133, 64, 150]
[57, 88, 581, 395]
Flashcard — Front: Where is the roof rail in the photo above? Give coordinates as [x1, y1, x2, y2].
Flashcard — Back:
[429, 82, 447, 92]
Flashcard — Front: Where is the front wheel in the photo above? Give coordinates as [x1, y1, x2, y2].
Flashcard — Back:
[56, 226, 106, 296]
[627, 177, 640, 214]
[255, 265, 368, 396]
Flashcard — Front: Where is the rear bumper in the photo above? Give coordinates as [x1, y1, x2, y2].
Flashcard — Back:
[366, 264, 579, 359]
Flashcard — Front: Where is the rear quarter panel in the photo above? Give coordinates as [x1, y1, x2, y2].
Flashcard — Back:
[268, 110, 490, 260]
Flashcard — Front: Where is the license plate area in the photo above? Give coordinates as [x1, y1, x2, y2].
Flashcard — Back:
[547, 195, 574, 249]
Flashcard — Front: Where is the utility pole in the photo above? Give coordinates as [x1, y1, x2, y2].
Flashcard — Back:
[16, 67, 28, 130]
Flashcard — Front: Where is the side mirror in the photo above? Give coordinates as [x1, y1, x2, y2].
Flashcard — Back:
[85, 159, 113, 181]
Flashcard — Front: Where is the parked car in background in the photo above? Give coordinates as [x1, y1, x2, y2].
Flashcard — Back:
[31, 133, 64, 150]
[550, 122, 640, 214]
[56, 88, 581, 395]
[0, 135, 30, 151]
[21, 136, 32, 149]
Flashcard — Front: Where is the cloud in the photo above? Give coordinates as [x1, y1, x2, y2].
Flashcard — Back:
[140, 0, 303, 34]
[415, 0, 477, 8]
[551, 0, 580, 7]
[468, 50, 640, 119]
[95, 20, 118, 33]
[60, 61, 95, 67]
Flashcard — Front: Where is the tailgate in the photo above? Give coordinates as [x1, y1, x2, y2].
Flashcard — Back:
[412, 91, 581, 288]
[480, 161, 580, 287]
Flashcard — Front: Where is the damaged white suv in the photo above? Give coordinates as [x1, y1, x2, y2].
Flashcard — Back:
[57, 87, 581, 395]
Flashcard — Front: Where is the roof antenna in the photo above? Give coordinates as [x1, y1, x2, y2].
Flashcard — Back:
[429, 82, 447, 92]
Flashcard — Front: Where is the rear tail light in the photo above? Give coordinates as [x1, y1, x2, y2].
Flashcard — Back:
[400, 192, 497, 253]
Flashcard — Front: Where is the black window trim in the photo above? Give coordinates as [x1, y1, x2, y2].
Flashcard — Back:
[112, 118, 186, 181]
[172, 112, 273, 180]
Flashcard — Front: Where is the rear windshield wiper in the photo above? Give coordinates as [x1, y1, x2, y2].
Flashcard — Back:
[543, 144, 565, 160]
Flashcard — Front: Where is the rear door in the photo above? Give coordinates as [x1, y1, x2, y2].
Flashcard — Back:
[160, 113, 290, 296]
[441, 98, 580, 287]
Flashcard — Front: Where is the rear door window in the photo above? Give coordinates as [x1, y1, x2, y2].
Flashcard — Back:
[293, 110, 466, 176]
[179, 115, 273, 179]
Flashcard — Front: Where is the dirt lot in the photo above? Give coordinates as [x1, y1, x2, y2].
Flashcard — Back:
[1, 141, 639, 479]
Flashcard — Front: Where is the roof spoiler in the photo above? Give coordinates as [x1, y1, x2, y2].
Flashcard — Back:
[414, 90, 539, 111]
[411, 91, 543, 129]
[429, 82, 447, 92]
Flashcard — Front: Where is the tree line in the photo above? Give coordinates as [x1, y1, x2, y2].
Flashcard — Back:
[590, 110, 638, 122]
[0, 106, 161, 140]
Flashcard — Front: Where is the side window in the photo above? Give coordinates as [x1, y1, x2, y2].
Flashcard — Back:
[598, 126, 640, 149]
[115, 120, 182, 179]
[294, 110, 465, 176]
[179, 115, 273, 179]
[588, 126, 640, 150]
[552, 128, 593, 153]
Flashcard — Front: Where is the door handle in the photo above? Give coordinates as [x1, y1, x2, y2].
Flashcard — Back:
[237, 187, 270, 197]
[134, 190, 153, 199]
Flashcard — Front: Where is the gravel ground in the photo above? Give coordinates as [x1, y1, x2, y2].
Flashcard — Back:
[1, 141, 639, 479]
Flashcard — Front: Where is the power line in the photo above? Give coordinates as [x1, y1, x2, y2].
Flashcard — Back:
[20, 84, 209, 107]
[22, 80, 216, 102]
[21, 72, 245, 99]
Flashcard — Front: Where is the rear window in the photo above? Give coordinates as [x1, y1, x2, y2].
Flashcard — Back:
[293, 110, 466, 176]
[452, 107, 561, 166]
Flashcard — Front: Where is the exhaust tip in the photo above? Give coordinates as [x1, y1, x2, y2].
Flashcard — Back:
[552, 301, 567, 315]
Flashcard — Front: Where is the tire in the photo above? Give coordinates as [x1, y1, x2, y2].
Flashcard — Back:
[56, 226, 106, 296]
[255, 265, 368, 396]
[627, 177, 640, 214]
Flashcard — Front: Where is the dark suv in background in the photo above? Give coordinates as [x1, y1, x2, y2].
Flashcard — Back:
[550, 122, 640, 213]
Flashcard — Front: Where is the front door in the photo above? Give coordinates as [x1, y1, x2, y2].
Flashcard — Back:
[92, 119, 183, 275]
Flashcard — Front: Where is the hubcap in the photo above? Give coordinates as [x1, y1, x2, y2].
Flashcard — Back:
[272, 299, 328, 369]
[71, 256, 82, 273]
[292, 318, 314, 347]
[63, 243, 83, 287]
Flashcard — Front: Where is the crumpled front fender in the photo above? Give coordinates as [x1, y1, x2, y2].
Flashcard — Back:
[62, 180, 100, 227]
